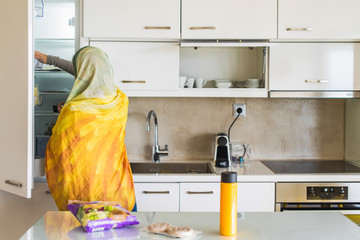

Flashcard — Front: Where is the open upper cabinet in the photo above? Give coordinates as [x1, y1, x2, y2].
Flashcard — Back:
[177, 42, 268, 98]
[88, 41, 269, 98]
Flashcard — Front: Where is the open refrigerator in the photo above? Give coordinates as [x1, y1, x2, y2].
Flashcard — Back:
[34, 0, 79, 179]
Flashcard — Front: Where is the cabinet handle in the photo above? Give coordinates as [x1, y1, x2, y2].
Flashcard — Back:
[144, 26, 171, 30]
[186, 191, 214, 195]
[5, 180, 22, 188]
[305, 80, 329, 83]
[286, 27, 312, 31]
[143, 191, 170, 194]
[121, 80, 146, 84]
[189, 26, 216, 30]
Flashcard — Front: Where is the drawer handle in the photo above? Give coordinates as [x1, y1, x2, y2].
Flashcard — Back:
[305, 80, 329, 83]
[144, 26, 171, 30]
[121, 80, 146, 84]
[286, 27, 312, 31]
[143, 191, 170, 194]
[189, 26, 216, 30]
[5, 180, 23, 188]
[187, 191, 214, 195]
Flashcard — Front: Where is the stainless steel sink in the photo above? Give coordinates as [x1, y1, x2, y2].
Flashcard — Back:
[130, 162, 215, 174]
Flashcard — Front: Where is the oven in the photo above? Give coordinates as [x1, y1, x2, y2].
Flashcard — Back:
[276, 183, 360, 216]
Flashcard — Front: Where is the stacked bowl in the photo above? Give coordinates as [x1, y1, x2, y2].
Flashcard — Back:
[214, 80, 232, 88]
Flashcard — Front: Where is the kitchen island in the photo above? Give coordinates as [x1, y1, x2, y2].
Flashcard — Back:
[20, 211, 360, 240]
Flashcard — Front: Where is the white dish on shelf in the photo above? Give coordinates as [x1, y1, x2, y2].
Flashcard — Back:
[215, 80, 232, 88]
[232, 80, 245, 87]
[244, 78, 262, 88]
[246, 78, 260, 83]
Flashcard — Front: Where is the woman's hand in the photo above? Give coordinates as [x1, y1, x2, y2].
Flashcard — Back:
[35, 51, 48, 64]
[57, 102, 65, 113]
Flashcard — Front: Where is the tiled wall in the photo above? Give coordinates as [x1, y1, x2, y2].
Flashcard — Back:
[345, 99, 360, 166]
[125, 98, 345, 161]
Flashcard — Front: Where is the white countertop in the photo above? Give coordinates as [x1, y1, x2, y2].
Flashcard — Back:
[20, 211, 360, 240]
[132, 160, 360, 182]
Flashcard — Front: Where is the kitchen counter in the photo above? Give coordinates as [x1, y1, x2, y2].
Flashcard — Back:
[132, 160, 360, 182]
[20, 211, 360, 240]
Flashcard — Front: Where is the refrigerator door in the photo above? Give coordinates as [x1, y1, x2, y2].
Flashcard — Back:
[0, 0, 33, 198]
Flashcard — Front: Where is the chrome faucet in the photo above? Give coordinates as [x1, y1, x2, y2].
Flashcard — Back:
[146, 110, 169, 163]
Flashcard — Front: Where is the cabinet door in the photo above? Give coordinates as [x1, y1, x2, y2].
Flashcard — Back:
[269, 43, 360, 91]
[134, 183, 179, 212]
[237, 183, 275, 212]
[182, 0, 277, 39]
[83, 0, 180, 39]
[90, 41, 179, 91]
[180, 183, 220, 212]
[278, 0, 360, 40]
[0, 0, 33, 198]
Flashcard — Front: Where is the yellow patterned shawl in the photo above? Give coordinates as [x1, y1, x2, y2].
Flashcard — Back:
[45, 47, 135, 211]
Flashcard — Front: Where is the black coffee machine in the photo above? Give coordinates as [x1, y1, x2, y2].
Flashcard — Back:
[214, 132, 230, 168]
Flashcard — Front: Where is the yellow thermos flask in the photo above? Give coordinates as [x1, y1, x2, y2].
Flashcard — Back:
[220, 171, 237, 236]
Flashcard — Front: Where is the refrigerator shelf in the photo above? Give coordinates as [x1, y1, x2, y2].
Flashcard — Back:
[39, 91, 70, 95]
[35, 112, 59, 116]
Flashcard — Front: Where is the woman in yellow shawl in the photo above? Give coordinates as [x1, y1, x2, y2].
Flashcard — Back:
[37, 46, 135, 211]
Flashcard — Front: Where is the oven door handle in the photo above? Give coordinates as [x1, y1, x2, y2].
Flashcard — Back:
[276, 202, 360, 213]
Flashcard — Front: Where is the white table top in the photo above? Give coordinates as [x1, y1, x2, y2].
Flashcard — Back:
[20, 211, 360, 240]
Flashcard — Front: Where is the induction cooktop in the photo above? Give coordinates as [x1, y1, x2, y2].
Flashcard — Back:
[261, 160, 360, 174]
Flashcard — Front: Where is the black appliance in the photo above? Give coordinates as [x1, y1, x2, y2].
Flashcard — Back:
[214, 133, 230, 168]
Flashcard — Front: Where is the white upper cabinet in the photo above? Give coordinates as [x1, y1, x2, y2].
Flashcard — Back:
[0, 0, 33, 198]
[181, 0, 277, 40]
[269, 43, 360, 92]
[278, 0, 360, 40]
[83, 0, 180, 39]
[89, 41, 179, 92]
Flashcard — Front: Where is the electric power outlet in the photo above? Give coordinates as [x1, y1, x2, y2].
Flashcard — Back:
[232, 104, 246, 117]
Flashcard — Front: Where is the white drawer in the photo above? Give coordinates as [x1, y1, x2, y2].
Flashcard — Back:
[237, 183, 275, 212]
[180, 183, 220, 212]
[134, 183, 179, 212]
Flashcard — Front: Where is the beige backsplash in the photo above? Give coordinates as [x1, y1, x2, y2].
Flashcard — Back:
[125, 98, 345, 162]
